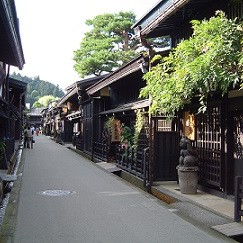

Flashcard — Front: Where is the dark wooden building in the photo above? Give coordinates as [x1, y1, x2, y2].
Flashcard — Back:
[84, 55, 151, 180]
[132, 0, 243, 197]
[42, 76, 106, 144]
[0, 0, 25, 169]
[27, 108, 44, 128]
[59, 76, 106, 144]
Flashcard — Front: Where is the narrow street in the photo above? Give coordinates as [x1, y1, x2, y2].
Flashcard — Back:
[0, 135, 234, 243]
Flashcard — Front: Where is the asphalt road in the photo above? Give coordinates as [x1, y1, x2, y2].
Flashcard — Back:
[0, 135, 235, 243]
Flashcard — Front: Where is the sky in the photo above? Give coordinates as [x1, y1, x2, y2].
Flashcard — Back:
[12, 0, 159, 90]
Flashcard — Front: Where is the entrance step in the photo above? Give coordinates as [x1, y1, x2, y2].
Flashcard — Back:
[212, 222, 243, 238]
[0, 170, 17, 182]
[96, 162, 122, 173]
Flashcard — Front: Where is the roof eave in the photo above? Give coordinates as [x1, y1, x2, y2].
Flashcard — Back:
[132, 0, 190, 38]
[0, 0, 25, 69]
[86, 55, 146, 95]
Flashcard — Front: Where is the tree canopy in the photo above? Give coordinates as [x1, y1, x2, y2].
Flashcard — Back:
[32, 95, 59, 108]
[11, 72, 65, 107]
[73, 11, 138, 78]
[140, 11, 243, 117]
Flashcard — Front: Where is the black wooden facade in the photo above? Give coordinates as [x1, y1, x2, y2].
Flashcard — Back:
[0, 0, 25, 170]
[84, 54, 179, 185]
[86, 55, 150, 170]
[132, 0, 243, 197]
[42, 76, 106, 146]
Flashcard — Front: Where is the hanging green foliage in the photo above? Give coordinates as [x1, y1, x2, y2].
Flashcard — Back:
[120, 109, 145, 149]
[103, 116, 115, 142]
[120, 125, 133, 145]
[140, 11, 243, 117]
[132, 109, 144, 152]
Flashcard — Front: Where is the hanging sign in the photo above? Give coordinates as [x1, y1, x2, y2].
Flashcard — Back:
[111, 119, 121, 142]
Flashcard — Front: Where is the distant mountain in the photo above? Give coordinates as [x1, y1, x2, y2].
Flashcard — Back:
[11, 72, 65, 107]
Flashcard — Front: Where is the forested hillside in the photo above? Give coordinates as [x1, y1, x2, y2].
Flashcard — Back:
[11, 72, 65, 107]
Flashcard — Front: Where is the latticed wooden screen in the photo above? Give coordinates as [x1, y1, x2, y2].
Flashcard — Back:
[228, 1, 243, 20]
[233, 114, 243, 160]
[196, 105, 222, 188]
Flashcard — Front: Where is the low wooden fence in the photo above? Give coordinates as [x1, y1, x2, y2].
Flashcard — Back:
[115, 145, 149, 182]
[91, 142, 150, 185]
[94, 142, 107, 161]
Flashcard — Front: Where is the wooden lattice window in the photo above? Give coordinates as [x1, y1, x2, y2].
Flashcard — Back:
[228, 1, 243, 20]
[196, 105, 222, 188]
[156, 119, 172, 132]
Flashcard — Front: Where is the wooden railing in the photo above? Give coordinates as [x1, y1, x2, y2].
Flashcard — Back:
[116, 145, 149, 180]
[94, 142, 107, 161]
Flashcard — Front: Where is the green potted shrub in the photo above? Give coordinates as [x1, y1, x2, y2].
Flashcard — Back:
[121, 125, 133, 148]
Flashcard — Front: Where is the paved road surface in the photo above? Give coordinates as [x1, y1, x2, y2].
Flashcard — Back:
[0, 136, 235, 243]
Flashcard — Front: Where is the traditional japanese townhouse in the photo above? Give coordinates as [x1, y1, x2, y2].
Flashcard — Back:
[7, 78, 27, 158]
[0, 0, 25, 168]
[66, 75, 107, 151]
[41, 102, 57, 137]
[27, 108, 44, 128]
[85, 55, 152, 181]
[45, 76, 106, 145]
[41, 107, 50, 135]
[41, 101, 65, 143]
[132, 0, 243, 197]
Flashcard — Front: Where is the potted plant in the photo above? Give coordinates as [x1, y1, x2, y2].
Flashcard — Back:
[176, 135, 199, 194]
[120, 125, 133, 148]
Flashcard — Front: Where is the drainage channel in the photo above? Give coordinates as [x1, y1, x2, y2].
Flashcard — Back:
[0, 146, 23, 229]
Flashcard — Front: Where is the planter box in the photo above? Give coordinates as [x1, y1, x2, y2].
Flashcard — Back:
[177, 166, 199, 194]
